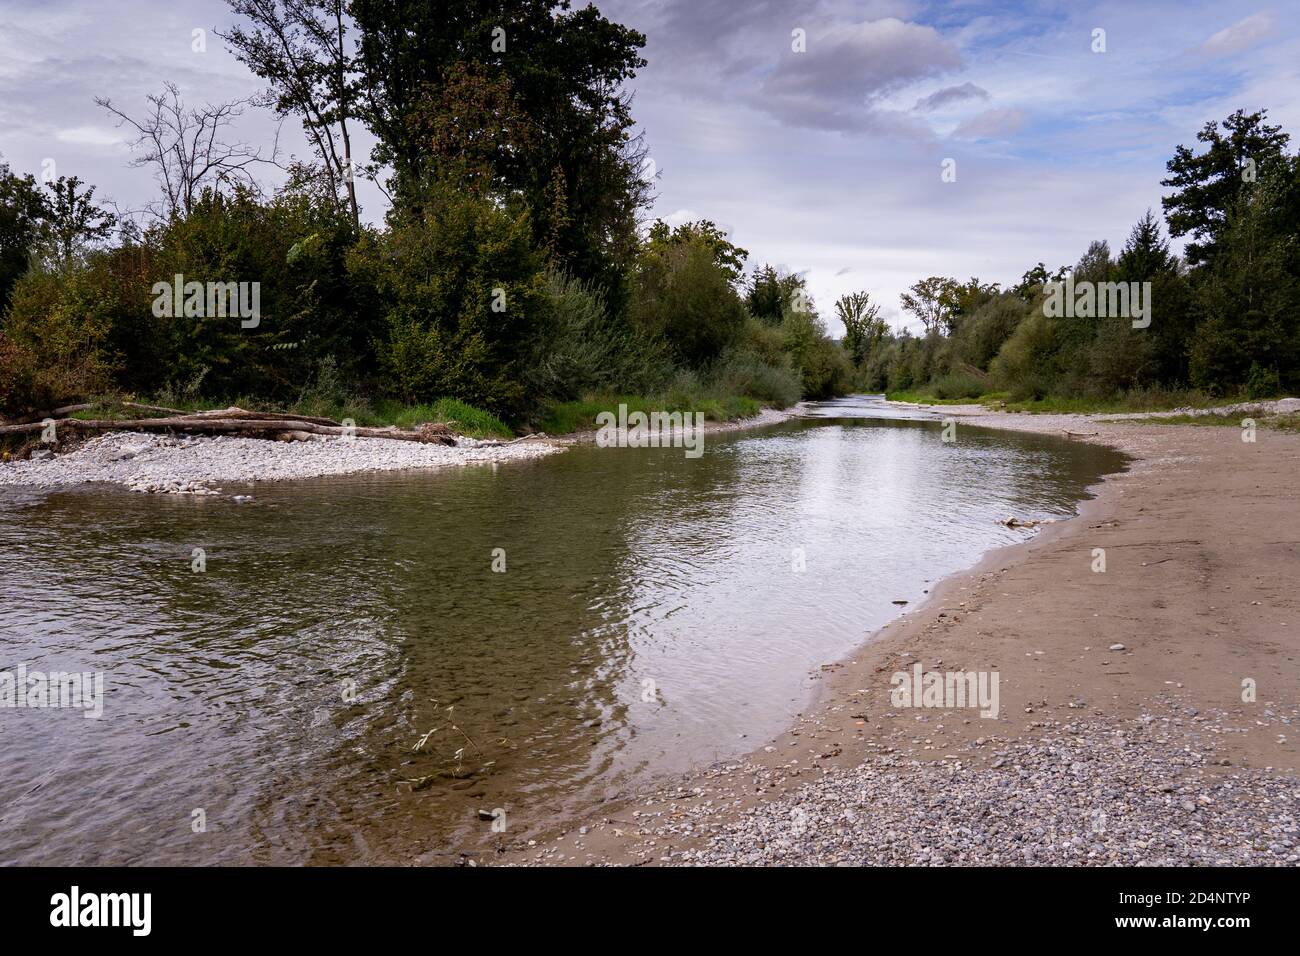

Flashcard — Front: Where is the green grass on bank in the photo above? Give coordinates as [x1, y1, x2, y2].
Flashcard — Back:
[887, 387, 1254, 415]
[57, 389, 772, 440]
[62, 393, 514, 440]
[540, 392, 762, 435]
[1100, 410, 1300, 432]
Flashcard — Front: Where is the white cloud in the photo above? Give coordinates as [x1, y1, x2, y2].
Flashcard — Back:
[55, 125, 127, 147]
[1199, 12, 1274, 57]
[953, 108, 1027, 140]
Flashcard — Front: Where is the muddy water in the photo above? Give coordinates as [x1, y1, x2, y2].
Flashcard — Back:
[0, 397, 1125, 864]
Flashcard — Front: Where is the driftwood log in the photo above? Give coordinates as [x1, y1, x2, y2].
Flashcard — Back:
[0, 412, 456, 445]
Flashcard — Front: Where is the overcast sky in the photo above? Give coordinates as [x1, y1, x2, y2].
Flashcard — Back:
[3, 1, 1298, 334]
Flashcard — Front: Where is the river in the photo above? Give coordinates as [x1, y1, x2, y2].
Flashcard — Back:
[0, 396, 1125, 864]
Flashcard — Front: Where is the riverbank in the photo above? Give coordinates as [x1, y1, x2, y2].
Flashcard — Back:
[0, 404, 805, 493]
[496, 402, 1300, 865]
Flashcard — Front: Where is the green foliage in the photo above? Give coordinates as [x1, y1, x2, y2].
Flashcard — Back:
[632, 235, 747, 367]
[1162, 108, 1290, 265]
[0, 265, 117, 412]
[1187, 162, 1300, 394]
[373, 182, 546, 418]
[644, 220, 749, 284]
[0, 163, 48, 315]
[780, 307, 852, 400]
[540, 391, 759, 435]
[350, 0, 649, 294]
[836, 291, 886, 366]
[746, 264, 810, 324]
[523, 268, 667, 403]
[709, 346, 802, 408]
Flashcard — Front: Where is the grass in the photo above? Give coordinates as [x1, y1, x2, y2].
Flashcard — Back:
[540, 392, 763, 435]
[887, 387, 1254, 415]
[1100, 410, 1300, 432]
[63, 393, 514, 440]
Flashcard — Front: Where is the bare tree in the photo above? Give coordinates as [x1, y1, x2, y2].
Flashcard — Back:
[219, 0, 360, 226]
[96, 82, 281, 221]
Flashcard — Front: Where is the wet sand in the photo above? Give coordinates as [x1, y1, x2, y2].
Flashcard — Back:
[495, 407, 1300, 865]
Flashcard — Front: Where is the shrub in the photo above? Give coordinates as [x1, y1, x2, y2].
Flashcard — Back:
[632, 239, 747, 366]
[374, 183, 547, 420]
[709, 347, 801, 407]
[0, 266, 116, 412]
[931, 370, 986, 400]
[523, 269, 667, 403]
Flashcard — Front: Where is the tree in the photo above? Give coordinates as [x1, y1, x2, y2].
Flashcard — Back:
[835, 291, 886, 366]
[0, 162, 48, 313]
[1189, 160, 1300, 393]
[96, 82, 282, 220]
[644, 220, 748, 285]
[1161, 108, 1290, 266]
[633, 234, 747, 366]
[899, 276, 959, 335]
[349, 0, 649, 291]
[746, 264, 810, 324]
[220, 0, 362, 227]
[944, 277, 1000, 332]
[1073, 239, 1113, 283]
[1116, 209, 1174, 280]
[1013, 262, 1066, 299]
[41, 176, 116, 263]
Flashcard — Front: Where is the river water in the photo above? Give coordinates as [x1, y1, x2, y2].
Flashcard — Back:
[0, 396, 1125, 864]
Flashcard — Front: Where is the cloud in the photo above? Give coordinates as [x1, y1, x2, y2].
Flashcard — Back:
[754, 18, 961, 131]
[954, 107, 1026, 139]
[55, 125, 126, 147]
[1199, 12, 1274, 57]
[913, 81, 989, 112]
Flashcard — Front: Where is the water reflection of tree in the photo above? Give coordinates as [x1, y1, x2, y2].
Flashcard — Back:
[271, 443, 745, 862]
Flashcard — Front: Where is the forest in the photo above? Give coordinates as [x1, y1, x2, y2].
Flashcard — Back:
[1, 1, 1297, 434]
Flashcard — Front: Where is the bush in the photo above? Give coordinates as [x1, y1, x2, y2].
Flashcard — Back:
[523, 269, 667, 403]
[931, 370, 986, 400]
[1245, 362, 1282, 399]
[709, 347, 801, 408]
[632, 238, 747, 366]
[374, 182, 547, 420]
[0, 266, 116, 412]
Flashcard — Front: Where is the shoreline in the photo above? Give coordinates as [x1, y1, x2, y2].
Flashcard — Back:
[0, 404, 806, 494]
[495, 404, 1300, 866]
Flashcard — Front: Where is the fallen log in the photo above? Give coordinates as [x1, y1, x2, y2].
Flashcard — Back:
[1, 403, 94, 426]
[121, 401, 190, 416]
[475, 432, 549, 447]
[181, 406, 345, 427]
[0, 415, 456, 445]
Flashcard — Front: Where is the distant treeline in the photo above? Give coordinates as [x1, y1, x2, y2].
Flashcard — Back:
[843, 109, 1300, 404]
[0, 1, 848, 426]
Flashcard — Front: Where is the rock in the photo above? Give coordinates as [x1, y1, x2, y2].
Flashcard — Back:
[1109, 643, 1126, 651]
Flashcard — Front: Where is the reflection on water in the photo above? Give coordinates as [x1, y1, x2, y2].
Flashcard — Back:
[0, 396, 1125, 864]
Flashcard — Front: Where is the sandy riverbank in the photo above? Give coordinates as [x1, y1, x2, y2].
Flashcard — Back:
[497, 403, 1300, 866]
[0, 405, 805, 493]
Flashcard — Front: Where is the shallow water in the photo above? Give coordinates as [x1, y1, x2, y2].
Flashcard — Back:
[0, 396, 1125, 864]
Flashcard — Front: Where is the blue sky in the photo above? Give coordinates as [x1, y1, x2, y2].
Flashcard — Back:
[2, 0, 1298, 333]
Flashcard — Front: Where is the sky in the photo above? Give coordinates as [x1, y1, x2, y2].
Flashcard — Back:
[2, 0, 1298, 334]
